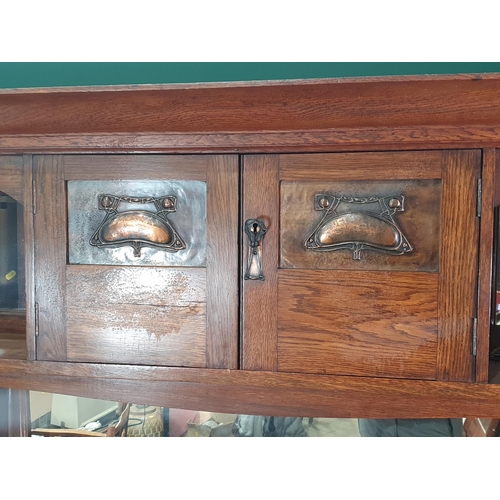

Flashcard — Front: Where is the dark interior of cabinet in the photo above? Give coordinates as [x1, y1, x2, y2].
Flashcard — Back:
[0, 191, 26, 360]
[490, 206, 500, 382]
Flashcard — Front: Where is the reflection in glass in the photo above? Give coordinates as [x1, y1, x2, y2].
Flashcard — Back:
[0, 192, 26, 359]
[29, 391, 361, 437]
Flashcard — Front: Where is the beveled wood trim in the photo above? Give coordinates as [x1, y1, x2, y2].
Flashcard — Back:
[476, 149, 496, 382]
[437, 150, 481, 381]
[3, 360, 500, 418]
[4, 127, 500, 154]
[23, 155, 35, 360]
[63, 154, 208, 181]
[34, 156, 67, 361]
[206, 155, 239, 368]
[0, 155, 23, 202]
[241, 155, 279, 371]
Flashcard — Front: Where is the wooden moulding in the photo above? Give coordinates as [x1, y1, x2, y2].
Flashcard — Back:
[1, 76, 500, 152]
[2, 75, 500, 135]
[3, 360, 500, 419]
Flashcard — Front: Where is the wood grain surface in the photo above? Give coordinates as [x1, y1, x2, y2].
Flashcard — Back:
[64, 155, 208, 181]
[3, 359, 500, 419]
[277, 270, 438, 379]
[2, 128, 500, 155]
[206, 155, 239, 368]
[279, 151, 443, 181]
[1, 76, 500, 135]
[0, 312, 26, 335]
[241, 155, 279, 371]
[476, 149, 496, 382]
[437, 150, 481, 381]
[0, 306, 26, 361]
[23, 155, 35, 360]
[34, 155, 67, 361]
[66, 265, 207, 367]
[0, 155, 23, 202]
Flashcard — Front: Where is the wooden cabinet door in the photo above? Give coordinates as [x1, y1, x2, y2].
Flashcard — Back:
[242, 151, 480, 382]
[34, 155, 238, 369]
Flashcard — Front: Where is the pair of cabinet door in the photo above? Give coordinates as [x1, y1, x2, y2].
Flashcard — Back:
[34, 151, 480, 383]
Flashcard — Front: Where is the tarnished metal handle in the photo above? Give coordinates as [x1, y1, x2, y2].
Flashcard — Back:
[244, 218, 267, 280]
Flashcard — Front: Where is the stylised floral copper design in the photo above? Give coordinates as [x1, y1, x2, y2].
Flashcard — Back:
[90, 194, 186, 257]
[304, 193, 413, 260]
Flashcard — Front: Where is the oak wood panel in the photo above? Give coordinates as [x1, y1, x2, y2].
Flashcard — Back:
[34, 155, 67, 361]
[0, 334, 27, 359]
[242, 155, 279, 371]
[0, 155, 23, 202]
[23, 155, 35, 360]
[4, 128, 500, 155]
[476, 149, 496, 382]
[0, 312, 26, 335]
[66, 265, 207, 367]
[206, 155, 239, 368]
[5, 359, 500, 418]
[64, 155, 208, 181]
[2, 76, 500, 136]
[279, 151, 443, 181]
[437, 150, 481, 381]
[277, 270, 438, 379]
[0, 310, 26, 360]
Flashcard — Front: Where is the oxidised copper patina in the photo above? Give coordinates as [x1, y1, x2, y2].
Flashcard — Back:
[304, 194, 413, 260]
[90, 194, 186, 257]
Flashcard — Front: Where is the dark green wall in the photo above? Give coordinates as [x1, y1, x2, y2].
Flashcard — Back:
[1, 63, 500, 88]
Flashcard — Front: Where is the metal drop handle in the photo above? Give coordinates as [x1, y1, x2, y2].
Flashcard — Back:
[244, 218, 267, 281]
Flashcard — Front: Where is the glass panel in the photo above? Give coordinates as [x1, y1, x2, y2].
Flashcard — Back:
[29, 393, 362, 437]
[29, 392, 467, 437]
[0, 192, 26, 360]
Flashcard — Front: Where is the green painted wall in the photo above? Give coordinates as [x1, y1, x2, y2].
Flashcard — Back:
[1, 63, 500, 89]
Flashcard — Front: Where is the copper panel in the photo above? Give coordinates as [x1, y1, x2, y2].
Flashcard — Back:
[89, 194, 185, 257]
[281, 179, 441, 272]
[277, 269, 438, 379]
[304, 194, 412, 260]
[68, 180, 206, 267]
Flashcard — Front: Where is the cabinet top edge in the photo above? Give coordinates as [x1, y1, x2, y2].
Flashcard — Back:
[1, 73, 499, 94]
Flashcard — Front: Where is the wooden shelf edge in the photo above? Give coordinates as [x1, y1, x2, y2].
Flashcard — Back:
[1, 360, 500, 419]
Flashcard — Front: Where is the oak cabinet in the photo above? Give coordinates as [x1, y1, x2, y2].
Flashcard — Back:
[22, 149, 480, 383]
[33, 155, 239, 369]
[1, 75, 500, 419]
[242, 151, 480, 382]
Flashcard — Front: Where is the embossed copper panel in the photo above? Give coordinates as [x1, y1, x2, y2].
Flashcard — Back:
[90, 194, 186, 257]
[281, 180, 441, 272]
[68, 180, 206, 266]
[304, 194, 413, 260]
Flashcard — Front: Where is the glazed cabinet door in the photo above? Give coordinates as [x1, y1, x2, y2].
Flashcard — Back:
[242, 151, 480, 382]
[34, 155, 238, 368]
